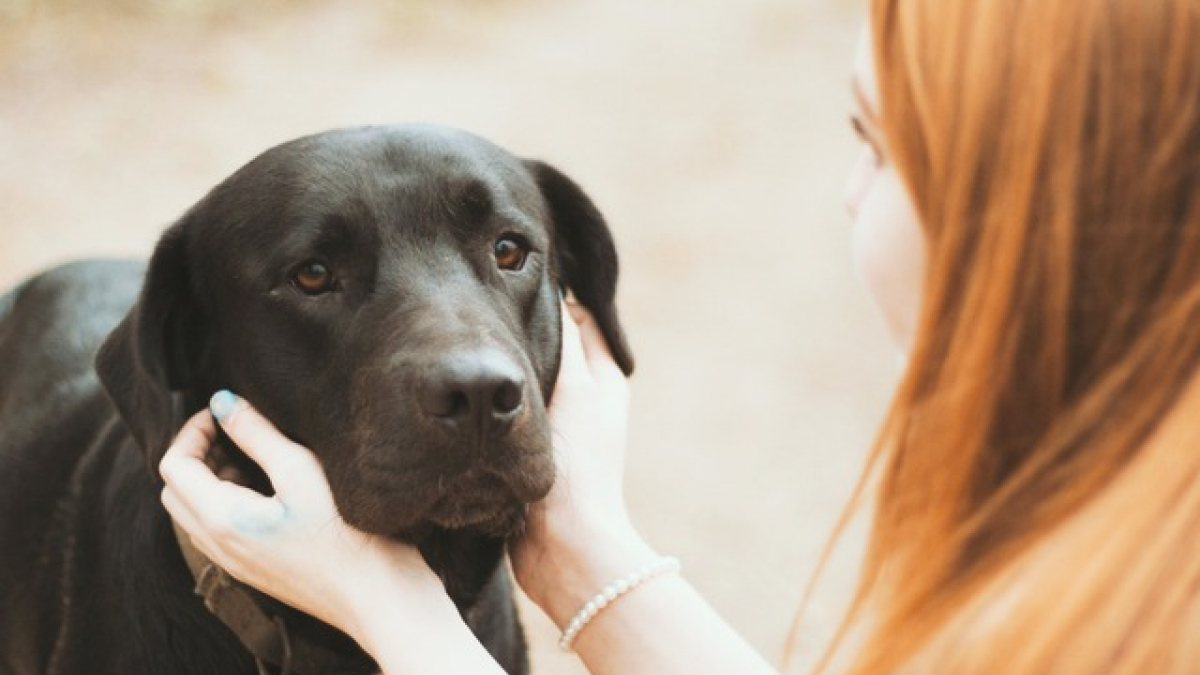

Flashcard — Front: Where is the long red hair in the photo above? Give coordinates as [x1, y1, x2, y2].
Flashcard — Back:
[803, 1, 1200, 672]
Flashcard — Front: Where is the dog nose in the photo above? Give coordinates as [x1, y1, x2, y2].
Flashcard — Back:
[418, 350, 525, 436]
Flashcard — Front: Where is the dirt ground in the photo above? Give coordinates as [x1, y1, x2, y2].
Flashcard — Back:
[0, 0, 897, 672]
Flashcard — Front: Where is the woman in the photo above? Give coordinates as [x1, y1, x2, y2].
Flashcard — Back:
[160, 0, 1200, 673]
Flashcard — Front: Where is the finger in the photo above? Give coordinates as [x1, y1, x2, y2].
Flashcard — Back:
[161, 431, 266, 515]
[163, 466, 291, 546]
[557, 301, 593, 386]
[208, 390, 315, 478]
[162, 485, 235, 567]
[160, 412, 238, 499]
[161, 411, 289, 523]
[161, 484, 212, 545]
[565, 302, 626, 386]
[165, 409, 219, 464]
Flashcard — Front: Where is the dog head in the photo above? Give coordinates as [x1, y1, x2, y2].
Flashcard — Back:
[96, 125, 633, 540]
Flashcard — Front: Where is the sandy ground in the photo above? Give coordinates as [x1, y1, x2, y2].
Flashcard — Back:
[0, 0, 897, 672]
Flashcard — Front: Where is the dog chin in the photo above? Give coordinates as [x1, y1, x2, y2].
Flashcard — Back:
[426, 503, 528, 538]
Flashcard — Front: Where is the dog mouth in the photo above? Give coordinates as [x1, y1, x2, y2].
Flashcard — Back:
[422, 471, 529, 536]
[336, 438, 554, 540]
[426, 499, 528, 536]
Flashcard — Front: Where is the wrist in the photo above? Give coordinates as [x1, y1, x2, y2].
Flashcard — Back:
[355, 594, 464, 667]
[521, 512, 660, 629]
[338, 540, 459, 656]
[355, 586, 504, 675]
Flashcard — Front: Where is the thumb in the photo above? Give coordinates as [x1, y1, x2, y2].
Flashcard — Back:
[208, 390, 320, 482]
[557, 301, 593, 387]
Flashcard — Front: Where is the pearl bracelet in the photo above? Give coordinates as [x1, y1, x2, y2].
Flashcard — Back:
[558, 556, 682, 651]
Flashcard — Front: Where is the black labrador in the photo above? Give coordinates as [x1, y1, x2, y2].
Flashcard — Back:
[0, 125, 633, 675]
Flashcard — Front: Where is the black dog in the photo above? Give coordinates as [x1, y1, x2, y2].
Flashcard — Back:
[0, 125, 633, 675]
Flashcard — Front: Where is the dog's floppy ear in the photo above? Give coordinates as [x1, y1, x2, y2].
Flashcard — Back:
[96, 222, 206, 466]
[526, 160, 634, 375]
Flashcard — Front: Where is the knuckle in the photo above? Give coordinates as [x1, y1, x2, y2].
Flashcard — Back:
[275, 441, 315, 468]
[201, 509, 238, 539]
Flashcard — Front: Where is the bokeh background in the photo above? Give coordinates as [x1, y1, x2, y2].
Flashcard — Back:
[0, 0, 897, 672]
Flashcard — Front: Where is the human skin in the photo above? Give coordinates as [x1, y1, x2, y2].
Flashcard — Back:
[844, 30, 925, 351]
[159, 28, 924, 675]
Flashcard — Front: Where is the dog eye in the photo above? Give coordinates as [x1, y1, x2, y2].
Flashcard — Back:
[291, 261, 336, 295]
[494, 237, 528, 271]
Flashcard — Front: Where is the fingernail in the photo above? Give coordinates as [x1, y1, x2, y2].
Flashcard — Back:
[210, 390, 239, 422]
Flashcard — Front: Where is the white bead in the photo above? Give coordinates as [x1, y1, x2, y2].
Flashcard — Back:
[558, 557, 682, 652]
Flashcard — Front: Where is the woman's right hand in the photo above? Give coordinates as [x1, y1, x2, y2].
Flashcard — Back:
[159, 398, 457, 651]
[510, 301, 658, 627]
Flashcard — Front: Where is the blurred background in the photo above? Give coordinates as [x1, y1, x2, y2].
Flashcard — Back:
[0, 0, 896, 672]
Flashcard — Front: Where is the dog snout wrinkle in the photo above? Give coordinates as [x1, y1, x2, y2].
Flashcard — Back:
[419, 350, 526, 440]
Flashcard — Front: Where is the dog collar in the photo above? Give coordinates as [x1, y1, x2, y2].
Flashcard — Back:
[171, 520, 372, 675]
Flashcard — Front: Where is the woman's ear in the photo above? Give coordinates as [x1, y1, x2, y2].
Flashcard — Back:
[95, 222, 207, 468]
[525, 160, 634, 375]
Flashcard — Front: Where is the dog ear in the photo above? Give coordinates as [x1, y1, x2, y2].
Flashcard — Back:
[96, 222, 206, 467]
[526, 160, 634, 375]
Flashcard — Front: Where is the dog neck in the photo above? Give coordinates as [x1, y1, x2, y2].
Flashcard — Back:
[170, 520, 374, 675]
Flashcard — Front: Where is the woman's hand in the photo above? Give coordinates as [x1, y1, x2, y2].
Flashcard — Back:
[159, 395, 453, 647]
[510, 301, 658, 627]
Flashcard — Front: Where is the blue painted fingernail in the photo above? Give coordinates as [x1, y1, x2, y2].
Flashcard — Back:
[210, 390, 238, 421]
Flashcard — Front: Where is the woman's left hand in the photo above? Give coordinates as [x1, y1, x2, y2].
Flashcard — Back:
[159, 393, 452, 645]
